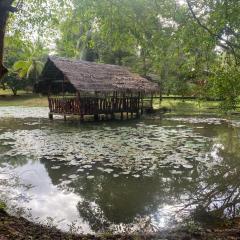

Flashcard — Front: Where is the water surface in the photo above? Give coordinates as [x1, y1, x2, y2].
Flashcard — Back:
[0, 107, 240, 233]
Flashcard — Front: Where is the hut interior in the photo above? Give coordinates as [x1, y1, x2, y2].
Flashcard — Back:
[35, 57, 159, 121]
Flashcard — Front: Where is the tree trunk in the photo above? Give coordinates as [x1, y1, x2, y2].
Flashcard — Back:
[0, 9, 8, 79]
[11, 87, 17, 96]
[0, 0, 17, 80]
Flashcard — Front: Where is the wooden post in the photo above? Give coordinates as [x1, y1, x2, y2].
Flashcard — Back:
[130, 93, 133, 119]
[136, 92, 140, 118]
[49, 113, 53, 120]
[110, 91, 114, 119]
[122, 93, 126, 120]
[126, 95, 129, 119]
[80, 114, 84, 122]
[141, 93, 144, 115]
[94, 114, 99, 121]
[150, 93, 153, 110]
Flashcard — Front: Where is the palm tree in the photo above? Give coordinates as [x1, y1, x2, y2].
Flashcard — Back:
[13, 44, 44, 89]
[13, 58, 43, 79]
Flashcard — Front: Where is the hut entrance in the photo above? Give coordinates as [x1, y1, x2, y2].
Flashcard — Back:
[35, 57, 159, 121]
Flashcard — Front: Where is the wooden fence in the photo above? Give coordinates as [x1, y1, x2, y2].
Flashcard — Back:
[48, 96, 142, 117]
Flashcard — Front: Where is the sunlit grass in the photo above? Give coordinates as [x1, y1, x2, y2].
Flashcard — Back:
[0, 91, 48, 107]
[0, 90, 222, 112]
[153, 98, 221, 114]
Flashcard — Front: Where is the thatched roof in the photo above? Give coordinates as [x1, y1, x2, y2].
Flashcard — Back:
[37, 57, 159, 93]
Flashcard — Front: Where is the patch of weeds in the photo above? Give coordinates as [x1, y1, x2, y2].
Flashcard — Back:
[0, 200, 6, 210]
[183, 219, 202, 234]
[68, 220, 83, 234]
[99, 231, 115, 239]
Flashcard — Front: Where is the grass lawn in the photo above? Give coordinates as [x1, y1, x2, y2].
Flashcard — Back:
[0, 89, 224, 113]
[153, 98, 221, 114]
[0, 90, 48, 107]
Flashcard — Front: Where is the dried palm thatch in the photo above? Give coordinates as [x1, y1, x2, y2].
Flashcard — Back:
[36, 57, 159, 94]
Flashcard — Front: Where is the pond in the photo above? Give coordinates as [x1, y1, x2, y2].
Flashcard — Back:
[0, 106, 240, 234]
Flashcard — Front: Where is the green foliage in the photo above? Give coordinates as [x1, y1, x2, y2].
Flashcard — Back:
[3, 34, 46, 92]
[55, 0, 217, 87]
[209, 64, 240, 110]
[1, 71, 27, 96]
[3, 0, 240, 110]
[186, 0, 240, 64]
[13, 59, 43, 83]
[0, 201, 6, 210]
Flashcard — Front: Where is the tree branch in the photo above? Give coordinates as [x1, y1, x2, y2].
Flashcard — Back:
[186, 0, 240, 54]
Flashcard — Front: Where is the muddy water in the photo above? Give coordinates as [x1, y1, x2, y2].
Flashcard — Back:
[0, 107, 240, 234]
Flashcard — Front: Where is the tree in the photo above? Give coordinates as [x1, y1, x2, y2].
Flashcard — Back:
[1, 33, 46, 92]
[0, 0, 18, 79]
[209, 62, 240, 110]
[12, 42, 45, 88]
[1, 70, 26, 96]
[1, 0, 67, 79]
[186, 0, 240, 65]
[13, 59, 43, 87]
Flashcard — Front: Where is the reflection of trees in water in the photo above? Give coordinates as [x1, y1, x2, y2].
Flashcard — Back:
[42, 156, 201, 231]
[40, 122, 240, 231]
[77, 200, 110, 232]
[187, 126, 240, 225]
[75, 173, 183, 232]
[189, 161, 240, 222]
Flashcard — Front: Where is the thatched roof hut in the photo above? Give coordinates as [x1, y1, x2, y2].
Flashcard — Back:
[36, 57, 159, 94]
[36, 57, 159, 121]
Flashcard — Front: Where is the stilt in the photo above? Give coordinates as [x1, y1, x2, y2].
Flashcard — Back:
[111, 113, 115, 120]
[49, 113, 53, 120]
[130, 94, 133, 118]
[141, 95, 144, 115]
[136, 110, 140, 118]
[64, 115, 67, 121]
[80, 114, 84, 122]
[121, 111, 123, 120]
[94, 114, 99, 121]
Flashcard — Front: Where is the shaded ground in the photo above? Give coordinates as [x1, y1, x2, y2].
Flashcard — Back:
[1, 210, 240, 240]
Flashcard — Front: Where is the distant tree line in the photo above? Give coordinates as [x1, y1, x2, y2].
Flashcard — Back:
[1, 0, 240, 110]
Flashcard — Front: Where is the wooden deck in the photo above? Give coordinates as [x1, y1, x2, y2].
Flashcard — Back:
[48, 96, 143, 120]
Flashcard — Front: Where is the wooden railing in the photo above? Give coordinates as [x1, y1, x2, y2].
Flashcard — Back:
[48, 96, 141, 116]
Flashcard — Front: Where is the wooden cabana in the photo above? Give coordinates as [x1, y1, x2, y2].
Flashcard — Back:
[35, 57, 159, 121]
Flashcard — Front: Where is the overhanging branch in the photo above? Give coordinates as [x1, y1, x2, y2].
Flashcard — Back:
[186, 0, 240, 54]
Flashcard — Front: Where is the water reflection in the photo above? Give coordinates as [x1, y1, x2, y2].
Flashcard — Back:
[185, 124, 240, 225]
[1, 108, 240, 233]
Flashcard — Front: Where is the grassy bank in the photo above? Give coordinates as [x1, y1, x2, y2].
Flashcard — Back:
[0, 91, 225, 114]
[152, 98, 222, 116]
[0, 94, 48, 107]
